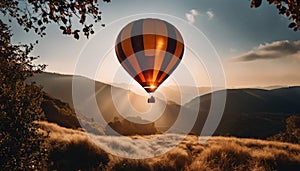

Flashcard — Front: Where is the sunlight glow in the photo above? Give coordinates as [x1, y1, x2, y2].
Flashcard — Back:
[156, 39, 164, 50]
[150, 84, 157, 89]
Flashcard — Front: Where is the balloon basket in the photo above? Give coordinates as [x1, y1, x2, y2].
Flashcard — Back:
[147, 95, 155, 103]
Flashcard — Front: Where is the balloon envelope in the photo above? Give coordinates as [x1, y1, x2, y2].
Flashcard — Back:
[115, 18, 184, 93]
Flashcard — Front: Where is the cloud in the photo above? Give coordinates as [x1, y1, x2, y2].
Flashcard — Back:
[185, 9, 215, 24]
[206, 10, 214, 20]
[185, 9, 199, 24]
[190, 9, 199, 16]
[234, 40, 300, 62]
[185, 13, 196, 24]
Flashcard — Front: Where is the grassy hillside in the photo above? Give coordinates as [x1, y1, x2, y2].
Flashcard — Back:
[41, 92, 105, 135]
[39, 121, 300, 171]
[42, 93, 81, 129]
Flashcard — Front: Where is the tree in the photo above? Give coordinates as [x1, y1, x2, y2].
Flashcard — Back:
[1, 0, 298, 38]
[0, 0, 111, 39]
[251, 0, 300, 31]
[0, 20, 47, 169]
[0, 1, 111, 169]
[268, 115, 300, 144]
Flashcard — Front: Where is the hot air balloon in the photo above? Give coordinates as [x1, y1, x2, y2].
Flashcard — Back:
[115, 18, 184, 103]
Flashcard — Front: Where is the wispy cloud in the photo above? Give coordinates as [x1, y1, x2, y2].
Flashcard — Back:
[185, 13, 195, 24]
[185, 9, 215, 24]
[206, 10, 214, 20]
[190, 9, 199, 16]
[185, 9, 199, 24]
[233, 40, 300, 62]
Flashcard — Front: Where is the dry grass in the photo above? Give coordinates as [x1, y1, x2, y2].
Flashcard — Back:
[39, 121, 300, 170]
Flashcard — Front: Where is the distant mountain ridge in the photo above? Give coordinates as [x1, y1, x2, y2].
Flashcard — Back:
[29, 72, 300, 138]
[187, 87, 300, 138]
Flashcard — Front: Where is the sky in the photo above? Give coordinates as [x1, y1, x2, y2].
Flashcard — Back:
[4, 0, 300, 88]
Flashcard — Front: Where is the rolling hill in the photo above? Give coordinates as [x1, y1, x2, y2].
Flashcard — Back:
[41, 92, 105, 135]
[187, 88, 300, 138]
[28, 72, 185, 135]
[29, 72, 300, 138]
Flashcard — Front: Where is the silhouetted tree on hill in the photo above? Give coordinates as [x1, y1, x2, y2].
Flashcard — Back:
[268, 115, 300, 144]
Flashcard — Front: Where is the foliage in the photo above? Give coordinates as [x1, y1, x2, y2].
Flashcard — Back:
[0, 0, 111, 39]
[1, 0, 297, 39]
[0, 0, 112, 169]
[251, 0, 300, 31]
[268, 115, 300, 144]
[0, 20, 47, 170]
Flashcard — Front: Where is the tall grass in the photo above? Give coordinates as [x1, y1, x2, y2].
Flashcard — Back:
[39, 121, 300, 170]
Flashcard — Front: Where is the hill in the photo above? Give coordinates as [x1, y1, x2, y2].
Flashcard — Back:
[186, 88, 300, 138]
[28, 72, 182, 135]
[41, 92, 81, 129]
[104, 116, 158, 135]
[29, 72, 300, 138]
[41, 92, 106, 135]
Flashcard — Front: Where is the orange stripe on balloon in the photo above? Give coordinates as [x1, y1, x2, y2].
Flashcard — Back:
[154, 19, 168, 37]
[174, 28, 184, 45]
[120, 38, 146, 82]
[120, 23, 146, 82]
[143, 35, 156, 56]
[173, 29, 184, 59]
[152, 35, 168, 82]
[158, 57, 179, 83]
[120, 22, 133, 42]
[126, 54, 146, 82]
[157, 72, 168, 85]
[173, 41, 184, 59]
[142, 20, 156, 56]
